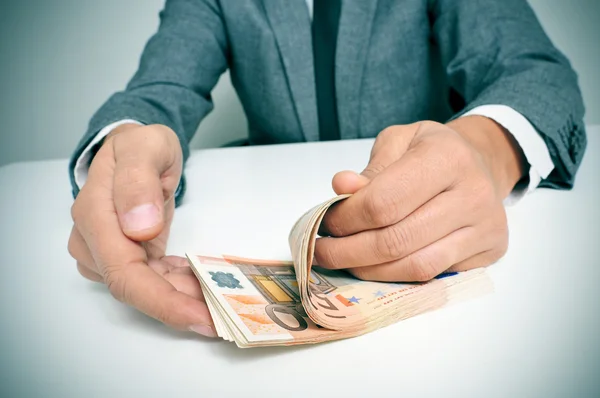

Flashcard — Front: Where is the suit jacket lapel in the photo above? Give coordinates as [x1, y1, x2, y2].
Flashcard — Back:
[263, 0, 319, 142]
[336, 0, 378, 139]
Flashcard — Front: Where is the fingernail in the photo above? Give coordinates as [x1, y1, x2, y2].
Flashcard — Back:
[190, 324, 216, 338]
[123, 204, 160, 231]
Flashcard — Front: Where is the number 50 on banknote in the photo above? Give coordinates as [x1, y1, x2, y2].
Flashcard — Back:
[187, 195, 491, 348]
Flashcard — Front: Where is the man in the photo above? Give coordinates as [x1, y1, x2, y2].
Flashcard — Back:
[67, 0, 586, 338]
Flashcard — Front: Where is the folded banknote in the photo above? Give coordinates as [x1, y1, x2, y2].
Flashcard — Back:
[187, 195, 491, 348]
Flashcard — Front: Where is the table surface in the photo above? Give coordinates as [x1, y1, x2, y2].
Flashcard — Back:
[1, 126, 599, 398]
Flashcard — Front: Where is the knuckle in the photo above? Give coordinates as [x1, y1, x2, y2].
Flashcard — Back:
[497, 240, 508, 259]
[348, 267, 374, 281]
[67, 232, 80, 260]
[148, 128, 171, 153]
[105, 269, 128, 303]
[406, 253, 439, 282]
[315, 241, 343, 270]
[70, 200, 82, 224]
[472, 209, 509, 266]
[377, 126, 398, 141]
[76, 263, 98, 282]
[446, 139, 475, 171]
[488, 206, 508, 235]
[470, 180, 496, 212]
[362, 163, 386, 178]
[455, 139, 473, 161]
[376, 226, 408, 261]
[145, 125, 181, 162]
[492, 243, 508, 262]
[495, 222, 509, 257]
[420, 120, 443, 130]
[76, 263, 88, 279]
[483, 245, 507, 268]
[478, 211, 509, 266]
[363, 193, 381, 224]
[319, 244, 344, 269]
[375, 124, 420, 148]
[363, 192, 395, 227]
[452, 151, 472, 173]
[71, 189, 93, 225]
[152, 124, 177, 141]
[479, 179, 496, 201]
[70, 204, 77, 224]
[322, 215, 344, 237]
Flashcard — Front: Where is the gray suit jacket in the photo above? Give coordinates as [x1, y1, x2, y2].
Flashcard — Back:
[69, 0, 586, 205]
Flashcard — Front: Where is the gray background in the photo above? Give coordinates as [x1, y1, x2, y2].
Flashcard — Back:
[0, 0, 598, 167]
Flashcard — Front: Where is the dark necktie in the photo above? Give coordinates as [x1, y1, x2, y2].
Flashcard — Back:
[312, 0, 342, 141]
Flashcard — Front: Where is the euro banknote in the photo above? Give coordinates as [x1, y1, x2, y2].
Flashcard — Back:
[187, 195, 491, 348]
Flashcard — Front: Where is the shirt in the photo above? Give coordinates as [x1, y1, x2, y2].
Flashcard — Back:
[74, 0, 554, 205]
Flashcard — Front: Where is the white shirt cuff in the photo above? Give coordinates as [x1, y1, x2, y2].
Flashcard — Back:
[74, 119, 143, 188]
[461, 105, 554, 205]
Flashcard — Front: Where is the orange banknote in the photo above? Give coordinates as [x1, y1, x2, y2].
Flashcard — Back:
[187, 195, 491, 348]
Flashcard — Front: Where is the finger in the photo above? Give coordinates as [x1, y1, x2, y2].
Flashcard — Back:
[104, 260, 213, 332]
[330, 124, 420, 199]
[346, 226, 487, 282]
[331, 171, 370, 195]
[142, 198, 175, 260]
[148, 257, 205, 301]
[80, 211, 212, 330]
[76, 167, 211, 333]
[323, 124, 420, 234]
[68, 225, 98, 273]
[359, 124, 419, 180]
[162, 255, 193, 268]
[316, 191, 469, 269]
[322, 136, 454, 237]
[77, 262, 103, 283]
[111, 127, 182, 242]
[448, 249, 505, 273]
[160, 272, 204, 301]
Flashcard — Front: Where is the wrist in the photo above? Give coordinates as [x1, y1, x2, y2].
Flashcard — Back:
[447, 116, 527, 198]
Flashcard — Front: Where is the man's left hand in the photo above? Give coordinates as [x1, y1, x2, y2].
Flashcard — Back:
[315, 117, 527, 282]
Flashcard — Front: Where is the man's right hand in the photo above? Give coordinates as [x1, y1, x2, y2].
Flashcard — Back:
[68, 124, 215, 337]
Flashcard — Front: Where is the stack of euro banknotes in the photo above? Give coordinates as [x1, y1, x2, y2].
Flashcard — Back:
[187, 195, 491, 348]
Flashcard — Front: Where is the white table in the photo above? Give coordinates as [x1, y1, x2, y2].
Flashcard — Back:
[1, 127, 599, 398]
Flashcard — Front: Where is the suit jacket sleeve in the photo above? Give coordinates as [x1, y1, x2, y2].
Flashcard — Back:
[430, 0, 587, 189]
[68, 0, 229, 205]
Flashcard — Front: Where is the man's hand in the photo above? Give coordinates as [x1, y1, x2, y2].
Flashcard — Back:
[315, 117, 527, 282]
[68, 124, 215, 337]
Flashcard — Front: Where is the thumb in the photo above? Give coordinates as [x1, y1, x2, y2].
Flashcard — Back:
[114, 158, 166, 242]
[332, 170, 370, 195]
[111, 129, 180, 242]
